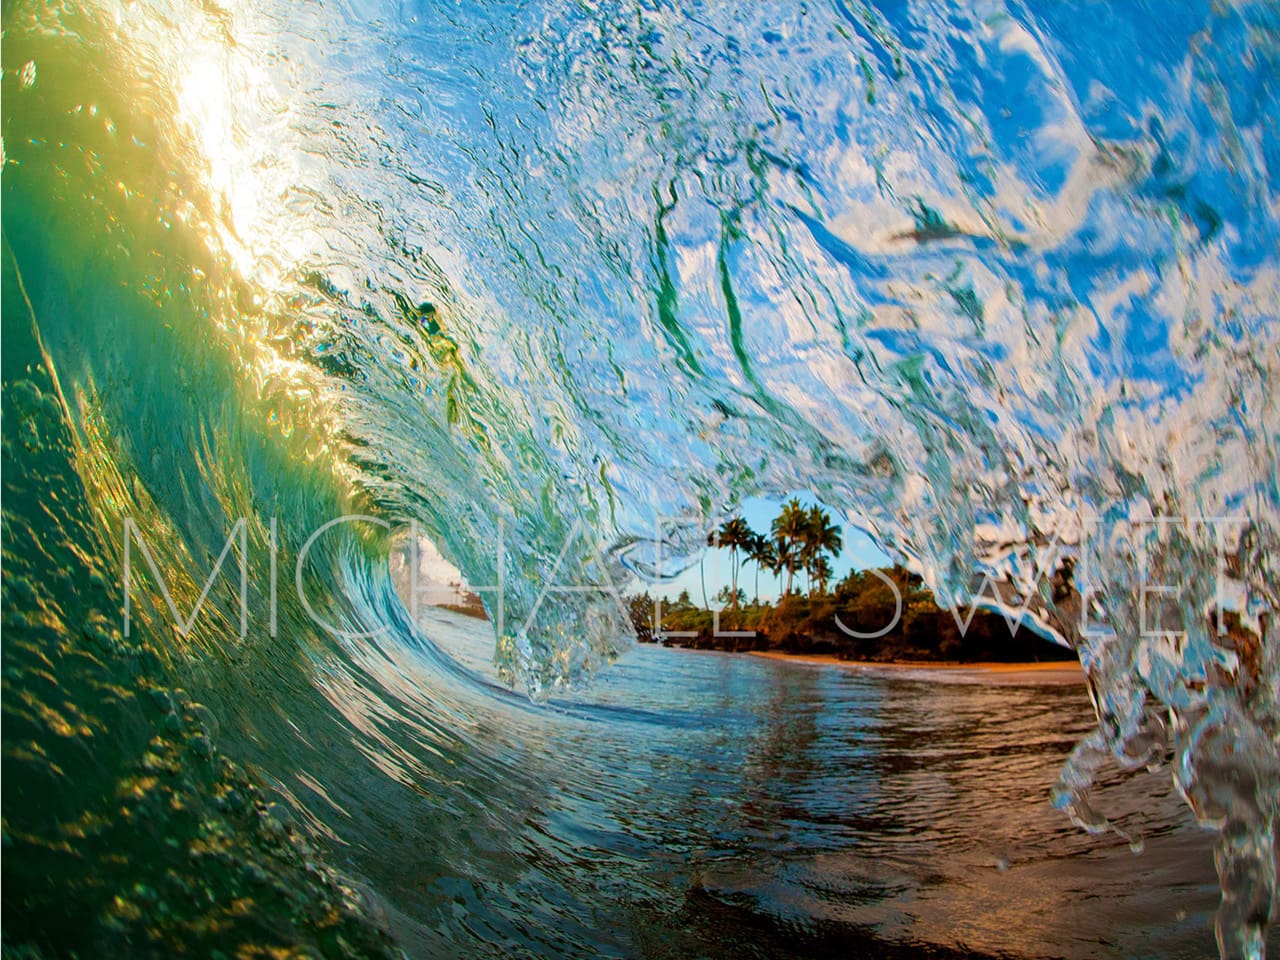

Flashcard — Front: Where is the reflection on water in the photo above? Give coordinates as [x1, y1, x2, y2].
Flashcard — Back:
[373, 608, 1225, 960]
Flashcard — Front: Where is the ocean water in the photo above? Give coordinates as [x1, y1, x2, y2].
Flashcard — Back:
[2, 0, 1278, 957]
[423, 609, 1226, 960]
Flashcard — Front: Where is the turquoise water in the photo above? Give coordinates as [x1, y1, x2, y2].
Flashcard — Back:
[3, 0, 1278, 956]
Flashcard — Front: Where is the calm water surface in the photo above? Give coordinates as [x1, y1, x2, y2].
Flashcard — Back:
[417, 609, 1225, 960]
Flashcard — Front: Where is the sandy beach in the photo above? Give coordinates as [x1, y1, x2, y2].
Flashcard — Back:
[747, 650, 1086, 684]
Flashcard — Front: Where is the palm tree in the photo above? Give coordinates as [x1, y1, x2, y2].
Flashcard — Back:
[772, 537, 795, 597]
[710, 517, 754, 611]
[744, 532, 775, 606]
[803, 506, 843, 598]
[771, 498, 808, 596]
[798, 530, 817, 596]
[812, 555, 833, 597]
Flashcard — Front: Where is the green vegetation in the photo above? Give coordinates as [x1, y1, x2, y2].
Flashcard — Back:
[628, 504, 1077, 664]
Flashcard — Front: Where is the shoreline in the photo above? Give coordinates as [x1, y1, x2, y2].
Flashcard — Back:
[745, 650, 1085, 683]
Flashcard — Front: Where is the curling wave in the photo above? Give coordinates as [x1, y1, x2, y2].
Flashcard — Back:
[2, 0, 1278, 957]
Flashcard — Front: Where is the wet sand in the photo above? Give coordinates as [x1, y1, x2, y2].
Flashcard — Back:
[747, 650, 1086, 684]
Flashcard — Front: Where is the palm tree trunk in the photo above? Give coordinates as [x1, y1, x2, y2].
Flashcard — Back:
[729, 546, 739, 611]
